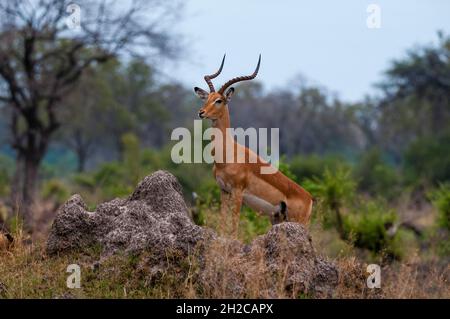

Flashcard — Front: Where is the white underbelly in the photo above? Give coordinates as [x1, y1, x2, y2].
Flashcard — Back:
[242, 191, 279, 217]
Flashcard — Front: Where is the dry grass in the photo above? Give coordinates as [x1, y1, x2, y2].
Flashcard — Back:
[1, 234, 448, 299]
[332, 254, 449, 298]
[199, 238, 293, 299]
[0, 207, 449, 299]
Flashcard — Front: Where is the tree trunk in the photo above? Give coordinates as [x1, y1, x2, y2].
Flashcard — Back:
[21, 157, 40, 231]
[77, 152, 86, 173]
[75, 142, 87, 173]
[74, 130, 89, 173]
[332, 202, 345, 240]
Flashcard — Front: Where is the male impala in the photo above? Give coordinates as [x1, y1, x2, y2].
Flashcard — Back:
[194, 55, 313, 235]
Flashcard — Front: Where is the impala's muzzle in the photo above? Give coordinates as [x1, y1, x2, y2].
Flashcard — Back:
[198, 110, 205, 119]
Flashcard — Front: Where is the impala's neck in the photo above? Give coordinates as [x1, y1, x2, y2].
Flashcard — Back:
[212, 105, 231, 133]
[212, 105, 234, 165]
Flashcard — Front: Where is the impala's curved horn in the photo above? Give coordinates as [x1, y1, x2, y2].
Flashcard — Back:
[218, 54, 261, 94]
[204, 54, 226, 92]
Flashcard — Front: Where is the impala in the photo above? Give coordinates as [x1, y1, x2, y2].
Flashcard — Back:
[194, 55, 313, 235]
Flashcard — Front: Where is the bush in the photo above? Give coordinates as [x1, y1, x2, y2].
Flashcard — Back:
[404, 132, 450, 185]
[303, 165, 408, 259]
[73, 161, 133, 201]
[428, 183, 450, 231]
[353, 148, 400, 200]
[239, 206, 271, 243]
[41, 179, 70, 206]
[343, 200, 396, 253]
[94, 162, 133, 198]
[278, 156, 298, 182]
[290, 154, 348, 182]
[72, 133, 162, 202]
[122, 133, 142, 186]
[0, 155, 13, 197]
[303, 167, 356, 231]
[0, 170, 9, 197]
[191, 178, 220, 226]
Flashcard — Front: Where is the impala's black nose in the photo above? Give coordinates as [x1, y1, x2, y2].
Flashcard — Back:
[198, 110, 205, 118]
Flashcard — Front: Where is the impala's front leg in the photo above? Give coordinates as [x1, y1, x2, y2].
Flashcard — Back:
[231, 189, 243, 237]
[219, 190, 232, 235]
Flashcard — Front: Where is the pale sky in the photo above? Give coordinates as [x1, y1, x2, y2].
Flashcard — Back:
[160, 0, 450, 102]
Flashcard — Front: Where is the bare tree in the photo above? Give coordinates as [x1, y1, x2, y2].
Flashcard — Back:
[0, 0, 181, 230]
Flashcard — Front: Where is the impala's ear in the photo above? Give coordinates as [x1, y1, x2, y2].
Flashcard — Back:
[194, 87, 209, 100]
[225, 87, 235, 102]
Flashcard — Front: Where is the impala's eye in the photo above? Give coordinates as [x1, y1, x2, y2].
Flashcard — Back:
[215, 99, 222, 104]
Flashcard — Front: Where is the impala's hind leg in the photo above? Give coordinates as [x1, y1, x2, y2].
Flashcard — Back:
[286, 198, 312, 225]
[231, 189, 243, 238]
[219, 190, 232, 235]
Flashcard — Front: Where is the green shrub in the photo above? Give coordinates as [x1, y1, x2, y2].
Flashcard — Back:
[0, 169, 9, 197]
[122, 133, 141, 186]
[0, 155, 13, 197]
[94, 162, 132, 197]
[342, 199, 416, 260]
[436, 236, 450, 256]
[72, 173, 96, 190]
[74, 162, 132, 200]
[290, 154, 348, 182]
[404, 132, 450, 185]
[353, 148, 400, 200]
[278, 158, 297, 182]
[141, 149, 165, 171]
[303, 167, 356, 232]
[41, 179, 70, 205]
[170, 162, 213, 199]
[428, 183, 450, 231]
[386, 228, 417, 260]
[192, 178, 220, 226]
[239, 206, 271, 244]
[0, 202, 8, 222]
[344, 200, 397, 253]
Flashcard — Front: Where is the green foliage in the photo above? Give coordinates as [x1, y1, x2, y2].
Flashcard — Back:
[141, 149, 165, 170]
[72, 174, 96, 190]
[344, 200, 397, 253]
[404, 132, 450, 185]
[41, 179, 70, 205]
[191, 179, 220, 226]
[303, 167, 356, 212]
[289, 154, 347, 182]
[436, 240, 450, 257]
[0, 202, 8, 222]
[196, 178, 221, 204]
[0, 155, 13, 197]
[428, 183, 450, 231]
[93, 162, 133, 198]
[378, 33, 450, 158]
[353, 148, 400, 200]
[72, 133, 172, 201]
[303, 166, 356, 233]
[277, 157, 297, 182]
[122, 133, 141, 186]
[239, 207, 271, 244]
[303, 165, 408, 259]
[386, 228, 418, 261]
[8, 214, 22, 235]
